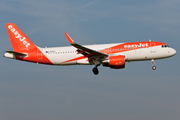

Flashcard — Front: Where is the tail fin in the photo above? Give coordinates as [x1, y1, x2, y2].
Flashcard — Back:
[5, 23, 37, 52]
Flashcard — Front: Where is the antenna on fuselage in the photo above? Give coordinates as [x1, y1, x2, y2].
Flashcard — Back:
[149, 39, 151, 42]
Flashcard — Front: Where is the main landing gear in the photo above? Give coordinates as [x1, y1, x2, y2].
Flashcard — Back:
[92, 67, 99, 75]
[92, 59, 101, 75]
[151, 59, 156, 70]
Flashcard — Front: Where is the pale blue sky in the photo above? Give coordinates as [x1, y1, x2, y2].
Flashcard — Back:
[0, 0, 180, 120]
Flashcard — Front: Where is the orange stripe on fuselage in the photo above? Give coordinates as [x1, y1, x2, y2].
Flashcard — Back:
[15, 48, 53, 65]
[62, 56, 85, 63]
[100, 41, 166, 54]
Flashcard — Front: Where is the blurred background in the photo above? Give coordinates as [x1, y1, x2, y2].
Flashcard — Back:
[0, 0, 179, 120]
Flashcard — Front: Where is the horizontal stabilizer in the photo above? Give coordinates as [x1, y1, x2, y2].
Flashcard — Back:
[6, 51, 27, 56]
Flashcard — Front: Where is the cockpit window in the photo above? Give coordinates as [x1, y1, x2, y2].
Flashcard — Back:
[162, 45, 169, 48]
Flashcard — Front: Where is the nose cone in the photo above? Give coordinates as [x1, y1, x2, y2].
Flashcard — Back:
[171, 48, 176, 56]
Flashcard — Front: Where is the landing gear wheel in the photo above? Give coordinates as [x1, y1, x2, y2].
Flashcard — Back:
[152, 66, 156, 70]
[151, 59, 156, 70]
[92, 67, 99, 75]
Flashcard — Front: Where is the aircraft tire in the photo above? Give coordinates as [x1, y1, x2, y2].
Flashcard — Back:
[152, 66, 156, 70]
[93, 67, 99, 75]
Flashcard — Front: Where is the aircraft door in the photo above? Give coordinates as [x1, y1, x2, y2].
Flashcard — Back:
[37, 50, 43, 60]
[150, 42, 156, 53]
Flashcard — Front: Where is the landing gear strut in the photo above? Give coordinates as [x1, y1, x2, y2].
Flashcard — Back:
[92, 59, 101, 75]
[151, 59, 156, 70]
[92, 67, 99, 75]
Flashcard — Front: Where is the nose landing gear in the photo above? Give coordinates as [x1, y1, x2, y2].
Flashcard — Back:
[151, 59, 156, 70]
[152, 66, 156, 70]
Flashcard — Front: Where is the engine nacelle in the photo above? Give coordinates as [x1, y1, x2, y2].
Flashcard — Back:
[102, 55, 125, 69]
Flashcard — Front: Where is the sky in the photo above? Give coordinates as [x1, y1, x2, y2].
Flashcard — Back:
[0, 0, 180, 120]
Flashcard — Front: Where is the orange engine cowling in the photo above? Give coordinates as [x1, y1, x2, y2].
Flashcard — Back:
[102, 55, 125, 69]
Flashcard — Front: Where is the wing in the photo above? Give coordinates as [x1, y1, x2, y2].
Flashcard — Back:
[64, 32, 108, 63]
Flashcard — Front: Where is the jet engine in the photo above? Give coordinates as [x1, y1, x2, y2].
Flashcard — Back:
[102, 55, 125, 69]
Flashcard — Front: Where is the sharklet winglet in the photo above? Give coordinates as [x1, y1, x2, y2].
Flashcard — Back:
[64, 32, 74, 44]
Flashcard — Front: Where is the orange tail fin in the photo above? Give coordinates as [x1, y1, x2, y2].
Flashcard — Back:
[5, 23, 37, 52]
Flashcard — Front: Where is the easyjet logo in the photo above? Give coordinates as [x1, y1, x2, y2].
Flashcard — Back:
[8, 25, 30, 49]
[124, 43, 148, 48]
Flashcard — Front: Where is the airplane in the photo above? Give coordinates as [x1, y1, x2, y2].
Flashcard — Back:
[4, 23, 176, 75]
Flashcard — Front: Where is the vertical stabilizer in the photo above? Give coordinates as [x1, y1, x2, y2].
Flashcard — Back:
[5, 23, 37, 52]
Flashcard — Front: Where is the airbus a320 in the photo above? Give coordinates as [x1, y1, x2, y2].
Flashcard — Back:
[4, 23, 176, 75]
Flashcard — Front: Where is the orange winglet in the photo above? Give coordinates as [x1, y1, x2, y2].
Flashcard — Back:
[64, 32, 74, 44]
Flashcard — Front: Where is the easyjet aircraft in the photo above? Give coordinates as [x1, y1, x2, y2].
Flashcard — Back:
[4, 23, 176, 75]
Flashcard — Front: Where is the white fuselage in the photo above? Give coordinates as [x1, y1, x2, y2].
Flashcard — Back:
[38, 43, 176, 65]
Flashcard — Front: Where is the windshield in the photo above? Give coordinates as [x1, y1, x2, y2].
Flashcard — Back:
[162, 45, 169, 48]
